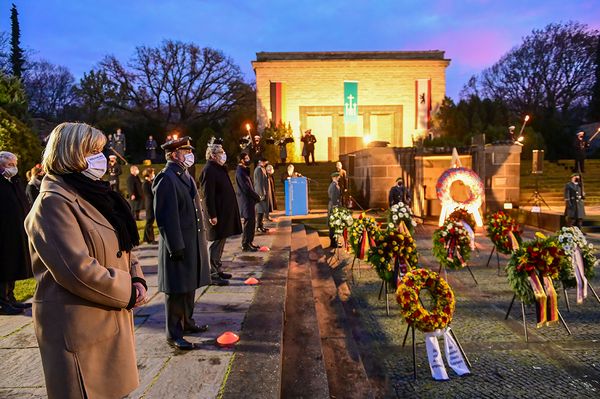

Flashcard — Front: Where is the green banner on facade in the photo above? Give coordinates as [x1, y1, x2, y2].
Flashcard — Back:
[344, 81, 358, 123]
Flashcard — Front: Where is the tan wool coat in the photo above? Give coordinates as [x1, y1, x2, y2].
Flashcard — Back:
[24, 174, 143, 399]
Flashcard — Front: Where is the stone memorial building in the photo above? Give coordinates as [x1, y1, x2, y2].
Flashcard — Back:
[252, 51, 451, 161]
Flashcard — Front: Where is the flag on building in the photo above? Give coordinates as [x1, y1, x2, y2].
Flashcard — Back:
[415, 79, 431, 130]
[344, 81, 358, 124]
[270, 82, 287, 125]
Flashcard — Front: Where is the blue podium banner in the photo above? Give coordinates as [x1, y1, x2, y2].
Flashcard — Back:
[284, 177, 308, 216]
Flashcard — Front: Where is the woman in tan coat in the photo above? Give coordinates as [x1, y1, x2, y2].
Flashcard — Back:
[25, 122, 148, 399]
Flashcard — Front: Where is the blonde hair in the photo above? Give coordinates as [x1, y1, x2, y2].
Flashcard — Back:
[42, 122, 106, 175]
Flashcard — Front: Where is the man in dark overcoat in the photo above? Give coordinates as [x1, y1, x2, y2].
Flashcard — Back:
[113, 128, 127, 161]
[564, 173, 585, 228]
[107, 155, 122, 192]
[254, 157, 270, 233]
[200, 138, 242, 286]
[573, 131, 589, 174]
[236, 152, 261, 251]
[127, 165, 143, 220]
[388, 177, 412, 208]
[0, 151, 32, 315]
[153, 137, 211, 350]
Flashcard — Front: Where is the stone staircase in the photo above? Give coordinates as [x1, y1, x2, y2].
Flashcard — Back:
[223, 218, 373, 398]
[273, 162, 338, 211]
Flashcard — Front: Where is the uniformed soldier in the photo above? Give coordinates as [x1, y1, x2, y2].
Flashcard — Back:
[153, 136, 211, 350]
[388, 177, 412, 208]
[107, 155, 122, 192]
[564, 173, 585, 228]
[328, 172, 341, 248]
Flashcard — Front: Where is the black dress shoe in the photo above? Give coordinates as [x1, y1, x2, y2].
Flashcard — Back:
[242, 245, 258, 252]
[0, 304, 24, 315]
[210, 276, 230, 286]
[250, 243, 260, 249]
[257, 227, 269, 233]
[167, 337, 195, 350]
[218, 271, 232, 279]
[10, 302, 32, 309]
[184, 324, 209, 334]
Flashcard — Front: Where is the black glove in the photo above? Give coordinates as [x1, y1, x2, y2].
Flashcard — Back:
[169, 249, 185, 261]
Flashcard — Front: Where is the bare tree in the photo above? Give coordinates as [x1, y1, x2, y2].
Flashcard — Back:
[100, 40, 245, 129]
[23, 60, 76, 119]
[73, 69, 121, 124]
[0, 32, 10, 74]
[473, 22, 597, 116]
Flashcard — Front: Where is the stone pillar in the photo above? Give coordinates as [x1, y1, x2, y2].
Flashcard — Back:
[483, 144, 522, 211]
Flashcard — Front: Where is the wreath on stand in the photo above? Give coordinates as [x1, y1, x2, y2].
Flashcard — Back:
[433, 220, 472, 270]
[388, 201, 417, 235]
[396, 268, 456, 332]
[506, 233, 564, 304]
[447, 207, 476, 230]
[556, 227, 597, 288]
[486, 210, 522, 255]
[367, 226, 419, 283]
[328, 206, 354, 240]
[347, 213, 378, 258]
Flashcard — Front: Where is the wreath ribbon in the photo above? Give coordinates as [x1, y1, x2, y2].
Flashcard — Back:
[529, 273, 559, 328]
[573, 247, 588, 304]
[424, 327, 470, 381]
[358, 229, 370, 260]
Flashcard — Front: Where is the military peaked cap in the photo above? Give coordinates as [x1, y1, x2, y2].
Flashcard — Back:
[161, 136, 195, 151]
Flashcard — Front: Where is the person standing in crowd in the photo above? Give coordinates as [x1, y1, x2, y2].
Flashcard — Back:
[153, 136, 211, 350]
[127, 165, 143, 220]
[113, 128, 127, 161]
[335, 161, 348, 207]
[142, 167, 156, 244]
[25, 164, 44, 205]
[507, 126, 516, 142]
[565, 173, 585, 228]
[278, 137, 288, 165]
[236, 152, 261, 252]
[254, 157, 270, 233]
[573, 131, 589, 174]
[250, 135, 264, 166]
[104, 133, 114, 158]
[301, 129, 317, 165]
[265, 163, 277, 221]
[145, 135, 158, 162]
[328, 172, 342, 248]
[107, 154, 122, 193]
[0, 151, 32, 315]
[200, 138, 242, 286]
[388, 177, 412, 207]
[24, 123, 147, 398]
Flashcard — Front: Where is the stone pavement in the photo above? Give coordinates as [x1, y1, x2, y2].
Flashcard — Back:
[0, 216, 286, 399]
[335, 225, 600, 398]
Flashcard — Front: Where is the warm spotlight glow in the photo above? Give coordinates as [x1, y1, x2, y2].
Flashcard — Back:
[524, 115, 530, 122]
[363, 134, 373, 145]
[245, 123, 251, 133]
[173, 134, 178, 140]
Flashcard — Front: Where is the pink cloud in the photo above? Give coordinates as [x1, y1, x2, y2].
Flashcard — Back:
[416, 27, 514, 70]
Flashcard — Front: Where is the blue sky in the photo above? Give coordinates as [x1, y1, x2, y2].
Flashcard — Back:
[3, 0, 599, 99]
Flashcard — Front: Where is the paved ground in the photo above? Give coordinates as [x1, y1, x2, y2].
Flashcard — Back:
[0, 216, 282, 399]
[333, 225, 600, 398]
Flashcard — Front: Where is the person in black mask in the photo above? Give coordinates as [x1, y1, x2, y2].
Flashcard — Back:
[388, 177, 412, 208]
[235, 152, 261, 251]
[564, 173, 585, 228]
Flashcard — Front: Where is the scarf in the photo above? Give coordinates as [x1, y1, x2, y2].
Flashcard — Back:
[62, 173, 140, 252]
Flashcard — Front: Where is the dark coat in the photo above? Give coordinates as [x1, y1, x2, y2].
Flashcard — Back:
[108, 162, 122, 191]
[328, 181, 341, 213]
[254, 165, 270, 214]
[236, 164, 260, 219]
[153, 162, 211, 293]
[389, 184, 412, 207]
[142, 179, 154, 219]
[200, 160, 242, 241]
[564, 181, 585, 219]
[574, 137, 589, 160]
[113, 133, 126, 156]
[127, 174, 144, 211]
[0, 175, 32, 281]
[25, 180, 41, 206]
[268, 174, 277, 211]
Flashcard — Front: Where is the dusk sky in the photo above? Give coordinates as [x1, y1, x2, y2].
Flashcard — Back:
[2, 0, 599, 100]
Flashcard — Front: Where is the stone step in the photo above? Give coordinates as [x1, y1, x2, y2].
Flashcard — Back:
[221, 218, 292, 399]
[304, 228, 374, 398]
[281, 225, 330, 397]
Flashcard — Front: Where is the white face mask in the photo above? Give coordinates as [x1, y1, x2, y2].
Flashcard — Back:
[218, 153, 227, 165]
[182, 152, 195, 168]
[81, 153, 107, 180]
[3, 166, 18, 178]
